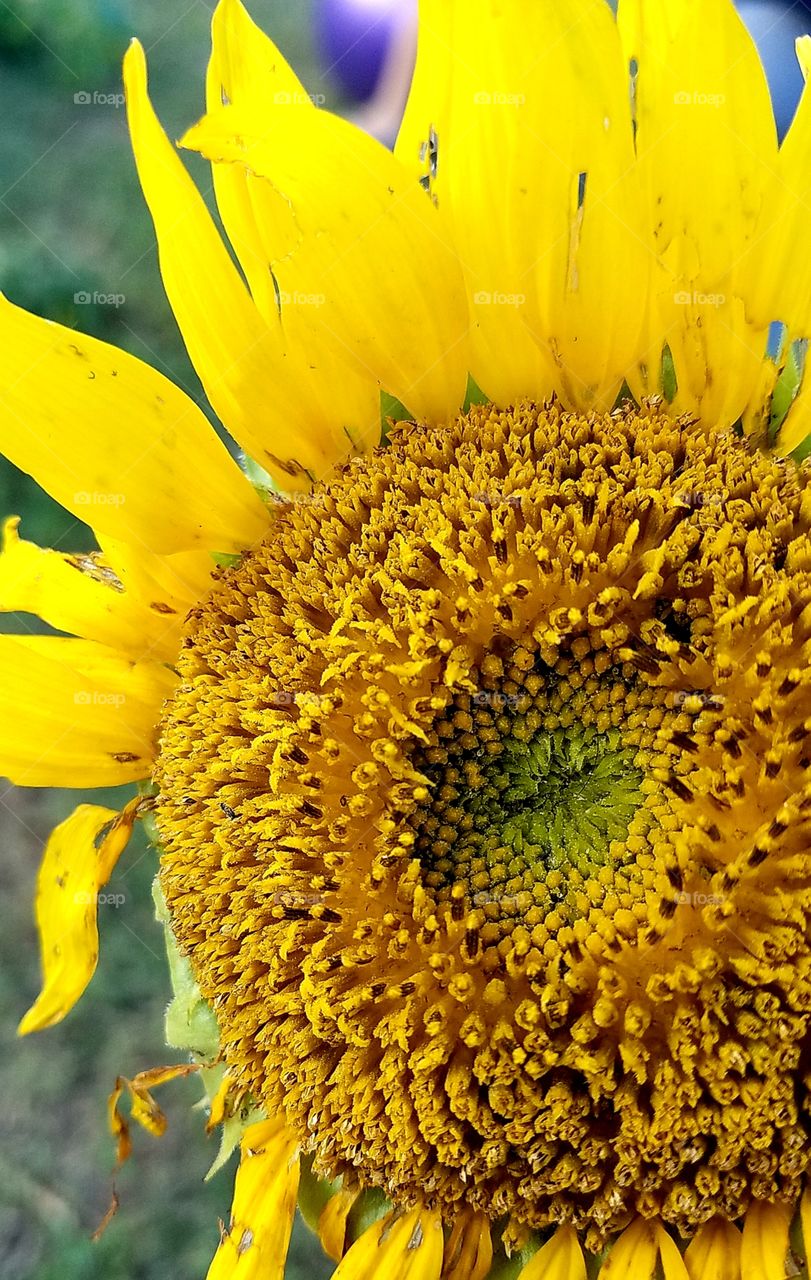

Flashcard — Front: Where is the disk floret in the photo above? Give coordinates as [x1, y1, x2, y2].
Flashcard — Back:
[156, 400, 811, 1247]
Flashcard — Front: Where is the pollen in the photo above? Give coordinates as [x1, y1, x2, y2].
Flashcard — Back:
[154, 399, 811, 1249]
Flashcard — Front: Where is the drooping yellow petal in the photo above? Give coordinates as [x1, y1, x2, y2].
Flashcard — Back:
[0, 636, 174, 787]
[124, 40, 375, 489]
[684, 1218, 742, 1280]
[618, 0, 777, 429]
[109, 1063, 200, 1164]
[740, 1201, 791, 1280]
[206, 1119, 300, 1280]
[442, 1211, 493, 1280]
[0, 517, 184, 663]
[397, 0, 648, 412]
[181, 103, 470, 425]
[598, 1217, 658, 1278]
[18, 799, 139, 1034]
[518, 1225, 586, 1280]
[331, 1208, 444, 1280]
[0, 293, 268, 554]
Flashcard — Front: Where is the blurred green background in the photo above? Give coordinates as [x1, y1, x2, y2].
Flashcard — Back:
[0, 2, 339, 1277]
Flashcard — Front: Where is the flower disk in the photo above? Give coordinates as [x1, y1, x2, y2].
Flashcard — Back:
[155, 401, 811, 1248]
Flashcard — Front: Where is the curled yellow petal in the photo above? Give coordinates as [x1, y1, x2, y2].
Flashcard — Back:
[206, 1120, 301, 1280]
[0, 636, 175, 787]
[684, 1217, 742, 1280]
[0, 293, 268, 554]
[109, 1062, 200, 1165]
[124, 38, 371, 489]
[182, 103, 469, 425]
[518, 1225, 586, 1280]
[18, 799, 140, 1034]
[740, 1200, 791, 1280]
[331, 1208, 444, 1280]
[318, 1187, 358, 1262]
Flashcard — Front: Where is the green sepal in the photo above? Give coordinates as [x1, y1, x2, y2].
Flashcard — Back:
[152, 879, 220, 1060]
[296, 1155, 344, 1235]
[211, 551, 242, 570]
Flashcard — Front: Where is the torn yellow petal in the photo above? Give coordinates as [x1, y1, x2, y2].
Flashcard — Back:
[182, 104, 469, 425]
[109, 1062, 200, 1164]
[206, 1120, 300, 1280]
[618, 0, 776, 428]
[0, 518, 184, 664]
[598, 1217, 657, 1277]
[0, 293, 267, 554]
[684, 1218, 742, 1280]
[518, 1225, 586, 1280]
[332, 1207, 444, 1280]
[18, 799, 139, 1034]
[398, 0, 648, 412]
[0, 636, 174, 787]
[740, 1201, 791, 1280]
[318, 1188, 357, 1262]
[442, 1211, 493, 1280]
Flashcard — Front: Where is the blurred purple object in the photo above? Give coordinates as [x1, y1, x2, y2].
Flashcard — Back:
[735, 0, 811, 138]
[314, 0, 416, 102]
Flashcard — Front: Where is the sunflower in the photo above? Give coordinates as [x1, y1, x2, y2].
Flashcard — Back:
[6, 0, 811, 1276]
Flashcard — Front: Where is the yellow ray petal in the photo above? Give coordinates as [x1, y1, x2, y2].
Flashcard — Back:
[181, 103, 470, 425]
[97, 534, 216, 654]
[802, 1187, 811, 1269]
[0, 293, 267, 554]
[747, 40, 811, 338]
[442, 1210, 493, 1280]
[332, 1207, 444, 1280]
[598, 1217, 658, 1277]
[740, 1201, 791, 1280]
[0, 518, 184, 663]
[0, 636, 174, 787]
[397, 0, 648, 412]
[318, 1188, 357, 1263]
[518, 1225, 586, 1279]
[684, 1217, 742, 1280]
[124, 40, 375, 489]
[656, 1227, 691, 1280]
[775, 375, 811, 454]
[618, 0, 777, 429]
[206, 1120, 300, 1280]
[18, 799, 139, 1034]
[207, 0, 314, 322]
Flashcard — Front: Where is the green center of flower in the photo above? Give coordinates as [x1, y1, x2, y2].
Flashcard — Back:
[409, 657, 647, 928]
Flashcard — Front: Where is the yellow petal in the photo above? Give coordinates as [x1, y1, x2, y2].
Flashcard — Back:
[206, 1120, 300, 1280]
[599, 1217, 658, 1278]
[0, 636, 174, 786]
[0, 293, 267, 554]
[442, 1211, 493, 1280]
[802, 1187, 811, 1268]
[97, 534, 216, 657]
[0, 517, 185, 663]
[318, 1188, 357, 1262]
[747, 40, 811, 337]
[518, 1225, 586, 1280]
[109, 1063, 200, 1165]
[740, 1201, 791, 1280]
[181, 103, 470, 425]
[332, 1208, 444, 1280]
[656, 1227, 691, 1280]
[397, 0, 648, 412]
[684, 1218, 742, 1280]
[618, 0, 776, 428]
[776, 376, 811, 454]
[18, 799, 139, 1034]
[207, 0, 314, 322]
[124, 40, 373, 489]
